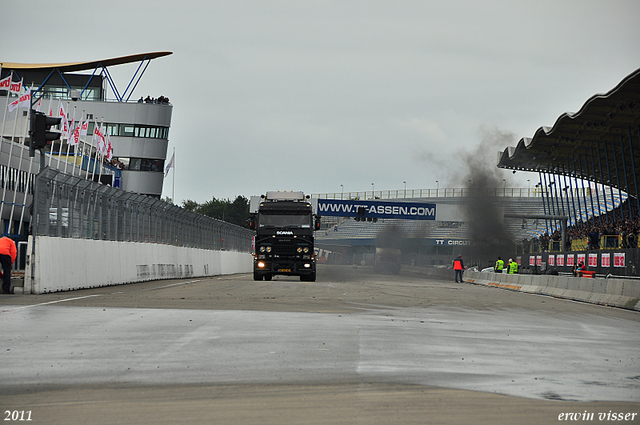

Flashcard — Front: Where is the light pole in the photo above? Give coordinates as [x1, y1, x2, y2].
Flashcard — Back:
[371, 183, 374, 199]
[340, 184, 343, 199]
[403, 181, 406, 198]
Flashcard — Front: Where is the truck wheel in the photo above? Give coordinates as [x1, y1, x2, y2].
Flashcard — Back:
[264, 274, 272, 281]
[253, 272, 262, 281]
[301, 273, 316, 282]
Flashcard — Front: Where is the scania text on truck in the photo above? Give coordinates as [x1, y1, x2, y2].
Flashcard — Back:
[249, 191, 320, 281]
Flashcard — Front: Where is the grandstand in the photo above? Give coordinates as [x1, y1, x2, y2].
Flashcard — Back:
[315, 67, 639, 275]
[314, 187, 626, 266]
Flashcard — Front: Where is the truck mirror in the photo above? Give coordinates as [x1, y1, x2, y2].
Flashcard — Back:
[249, 218, 256, 230]
[314, 217, 321, 231]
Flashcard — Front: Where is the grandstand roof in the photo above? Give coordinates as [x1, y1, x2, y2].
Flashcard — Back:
[497, 67, 640, 201]
[0, 52, 172, 73]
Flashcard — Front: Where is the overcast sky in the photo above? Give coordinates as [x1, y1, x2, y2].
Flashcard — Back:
[2, 1, 639, 203]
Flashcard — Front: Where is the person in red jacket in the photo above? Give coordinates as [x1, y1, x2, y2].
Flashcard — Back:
[0, 236, 17, 294]
[453, 254, 464, 283]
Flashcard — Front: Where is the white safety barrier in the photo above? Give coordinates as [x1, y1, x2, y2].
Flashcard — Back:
[22, 236, 253, 294]
[464, 269, 640, 311]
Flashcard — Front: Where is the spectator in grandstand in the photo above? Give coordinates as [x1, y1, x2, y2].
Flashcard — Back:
[0, 236, 17, 294]
[519, 198, 639, 252]
[588, 227, 600, 250]
[629, 231, 637, 248]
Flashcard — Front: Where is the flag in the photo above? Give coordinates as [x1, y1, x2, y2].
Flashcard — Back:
[93, 120, 104, 153]
[93, 121, 108, 154]
[59, 104, 69, 139]
[164, 151, 174, 177]
[0, 75, 11, 91]
[106, 134, 113, 161]
[99, 123, 108, 155]
[69, 108, 76, 133]
[10, 80, 22, 94]
[69, 122, 81, 146]
[7, 89, 31, 112]
[80, 119, 89, 136]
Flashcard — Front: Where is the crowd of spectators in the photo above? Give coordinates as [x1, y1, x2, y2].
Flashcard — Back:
[103, 157, 125, 170]
[521, 200, 639, 252]
[137, 95, 170, 104]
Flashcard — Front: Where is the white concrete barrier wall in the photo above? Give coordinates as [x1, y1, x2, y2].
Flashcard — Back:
[464, 269, 640, 311]
[24, 236, 253, 294]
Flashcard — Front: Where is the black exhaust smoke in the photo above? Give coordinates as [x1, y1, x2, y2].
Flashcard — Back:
[456, 127, 516, 267]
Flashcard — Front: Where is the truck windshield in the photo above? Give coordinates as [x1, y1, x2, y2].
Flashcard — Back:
[259, 213, 311, 228]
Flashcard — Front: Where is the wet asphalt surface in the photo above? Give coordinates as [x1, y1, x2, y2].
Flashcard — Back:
[1, 265, 639, 424]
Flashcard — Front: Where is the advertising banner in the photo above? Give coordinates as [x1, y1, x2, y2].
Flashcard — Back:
[577, 253, 586, 265]
[614, 252, 625, 267]
[317, 199, 437, 220]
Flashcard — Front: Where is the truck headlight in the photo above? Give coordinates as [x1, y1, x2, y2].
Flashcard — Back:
[297, 247, 303, 253]
[266, 246, 272, 253]
[257, 261, 266, 268]
[260, 246, 265, 253]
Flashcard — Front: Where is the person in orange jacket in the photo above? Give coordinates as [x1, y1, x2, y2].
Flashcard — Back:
[453, 254, 464, 283]
[0, 236, 17, 294]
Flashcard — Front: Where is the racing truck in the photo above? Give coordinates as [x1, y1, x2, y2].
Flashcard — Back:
[249, 191, 320, 281]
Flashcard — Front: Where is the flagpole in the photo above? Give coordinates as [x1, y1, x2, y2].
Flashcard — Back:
[0, 78, 24, 232]
[48, 100, 61, 168]
[96, 118, 105, 184]
[0, 71, 13, 145]
[17, 149, 36, 237]
[55, 101, 69, 171]
[172, 147, 175, 204]
[90, 119, 98, 182]
[64, 105, 75, 174]
[0, 72, 16, 229]
[8, 103, 30, 236]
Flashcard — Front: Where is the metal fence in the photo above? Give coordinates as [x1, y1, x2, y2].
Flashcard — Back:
[33, 167, 254, 252]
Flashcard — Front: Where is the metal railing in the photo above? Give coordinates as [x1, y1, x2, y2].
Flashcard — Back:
[312, 187, 546, 200]
[33, 167, 253, 252]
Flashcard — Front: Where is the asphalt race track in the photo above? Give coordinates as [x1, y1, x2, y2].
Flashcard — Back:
[1, 265, 639, 424]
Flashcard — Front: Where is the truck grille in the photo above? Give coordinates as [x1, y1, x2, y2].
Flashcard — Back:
[272, 242, 295, 256]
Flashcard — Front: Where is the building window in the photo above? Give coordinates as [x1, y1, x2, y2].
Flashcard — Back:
[112, 158, 165, 173]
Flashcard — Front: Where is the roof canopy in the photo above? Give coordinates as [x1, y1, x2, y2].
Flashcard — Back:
[0, 51, 172, 73]
[0, 52, 173, 103]
[498, 68, 640, 201]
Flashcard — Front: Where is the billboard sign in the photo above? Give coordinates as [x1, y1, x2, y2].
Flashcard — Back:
[316, 199, 465, 221]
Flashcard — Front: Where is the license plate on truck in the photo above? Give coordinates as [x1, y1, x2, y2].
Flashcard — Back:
[278, 268, 292, 272]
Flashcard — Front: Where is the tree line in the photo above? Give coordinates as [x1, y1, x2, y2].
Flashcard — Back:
[181, 196, 250, 227]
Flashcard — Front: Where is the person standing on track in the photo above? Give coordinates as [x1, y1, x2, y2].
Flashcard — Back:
[0, 236, 17, 294]
[453, 254, 464, 283]
[494, 256, 504, 273]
